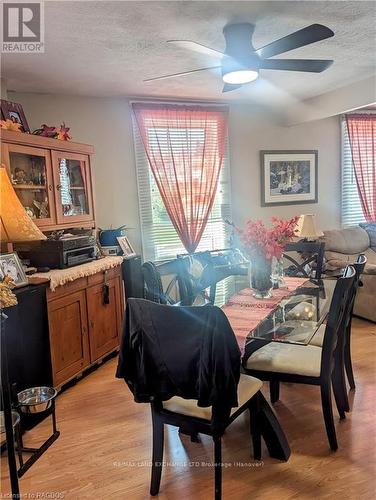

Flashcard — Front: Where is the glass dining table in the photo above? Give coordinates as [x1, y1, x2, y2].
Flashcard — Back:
[217, 275, 337, 354]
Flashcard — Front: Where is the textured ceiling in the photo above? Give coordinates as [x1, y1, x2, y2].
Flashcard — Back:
[2, 1, 376, 108]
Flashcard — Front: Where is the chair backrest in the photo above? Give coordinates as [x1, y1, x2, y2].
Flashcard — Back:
[320, 266, 356, 376]
[283, 241, 325, 280]
[177, 251, 216, 304]
[177, 249, 248, 305]
[116, 298, 241, 433]
[346, 253, 367, 326]
[142, 260, 187, 305]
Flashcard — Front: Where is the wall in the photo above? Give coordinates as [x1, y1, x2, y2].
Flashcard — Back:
[228, 103, 341, 230]
[8, 92, 341, 253]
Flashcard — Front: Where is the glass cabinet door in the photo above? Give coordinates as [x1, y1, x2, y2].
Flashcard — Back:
[4, 144, 56, 227]
[51, 151, 94, 224]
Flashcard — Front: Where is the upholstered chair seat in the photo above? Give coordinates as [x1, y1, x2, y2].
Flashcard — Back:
[245, 342, 322, 377]
[163, 375, 263, 420]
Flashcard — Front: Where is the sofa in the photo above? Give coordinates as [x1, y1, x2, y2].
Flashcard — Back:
[323, 225, 376, 322]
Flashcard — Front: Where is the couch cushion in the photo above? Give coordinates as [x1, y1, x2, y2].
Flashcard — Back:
[245, 342, 322, 377]
[162, 374, 262, 420]
[323, 227, 370, 254]
[360, 223, 376, 249]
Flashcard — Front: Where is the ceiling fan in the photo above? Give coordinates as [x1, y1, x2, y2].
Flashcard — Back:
[144, 23, 334, 92]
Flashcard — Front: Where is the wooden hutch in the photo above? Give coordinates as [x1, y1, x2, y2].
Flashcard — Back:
[1, 130, 124, 389]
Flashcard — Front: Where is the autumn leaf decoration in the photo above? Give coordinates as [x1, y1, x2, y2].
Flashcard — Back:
[0, 119, 22, 132]
[33, 122, 72, 141]
[56, 123, 71, 141]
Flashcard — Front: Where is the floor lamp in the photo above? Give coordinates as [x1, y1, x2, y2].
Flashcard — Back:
[0, 165, 46, 497]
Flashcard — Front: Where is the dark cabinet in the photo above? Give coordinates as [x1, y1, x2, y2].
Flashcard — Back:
[2, 283, 52, 429]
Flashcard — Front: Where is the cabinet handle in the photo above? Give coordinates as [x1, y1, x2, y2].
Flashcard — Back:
[56, 184, 61, 191]
[48, 184, 53, 191]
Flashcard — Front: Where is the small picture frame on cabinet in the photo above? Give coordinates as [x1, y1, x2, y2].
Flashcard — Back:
[0, 100, 30, 133]
[0, 252, 28, 288]
[117, 236, 136, 259]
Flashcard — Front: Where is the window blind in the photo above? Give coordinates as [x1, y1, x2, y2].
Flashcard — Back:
[132, 104, 232, 263]
[341, 117, 366, 227]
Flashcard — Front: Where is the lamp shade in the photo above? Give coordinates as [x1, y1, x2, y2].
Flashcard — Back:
[0, 166, 46, 243]
[295, 214, 324, 239]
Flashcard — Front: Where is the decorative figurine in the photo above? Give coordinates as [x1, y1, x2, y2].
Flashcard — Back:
[33, 199, 49, 218]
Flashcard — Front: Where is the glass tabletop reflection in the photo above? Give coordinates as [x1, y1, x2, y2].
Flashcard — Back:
[247, 279, 336, 345]
[218, 276, 336, 346]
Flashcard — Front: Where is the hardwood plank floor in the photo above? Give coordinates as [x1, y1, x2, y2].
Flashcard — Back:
[2, 318, 376, 499]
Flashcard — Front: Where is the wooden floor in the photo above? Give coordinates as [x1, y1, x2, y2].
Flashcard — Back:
[2, 318, 376, 499]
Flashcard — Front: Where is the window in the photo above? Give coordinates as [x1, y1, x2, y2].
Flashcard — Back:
[341, 117, 366, 226]
[132, 104, 231, 262]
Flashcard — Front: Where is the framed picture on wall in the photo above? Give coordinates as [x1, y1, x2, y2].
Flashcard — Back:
[260, 150, 318, 206]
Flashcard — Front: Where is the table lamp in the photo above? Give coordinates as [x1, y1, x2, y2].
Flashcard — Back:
[0, 165, 46, 251]
[295, 214, 324, 241]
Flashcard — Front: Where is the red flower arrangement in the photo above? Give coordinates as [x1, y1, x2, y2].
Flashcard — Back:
[237, 216, 299, 260]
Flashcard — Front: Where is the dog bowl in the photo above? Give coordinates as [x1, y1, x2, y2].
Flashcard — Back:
[17, 386, 57, 414]
[0, 411, 20, 434]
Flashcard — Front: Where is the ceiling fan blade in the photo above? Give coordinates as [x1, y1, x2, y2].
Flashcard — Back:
[222, 83, 243, 93]
[256, 24, 334, 59]
[144, 66, 221, 82]
[167, 40, 226, 59]
[260, 58, 333, 73]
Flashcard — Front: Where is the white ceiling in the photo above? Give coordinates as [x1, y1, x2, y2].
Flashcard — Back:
[2, 0, 376, 109]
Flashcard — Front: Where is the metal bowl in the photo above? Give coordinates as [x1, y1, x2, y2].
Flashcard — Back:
[0, 411, 20, 435]
[17, 386, 57, 414]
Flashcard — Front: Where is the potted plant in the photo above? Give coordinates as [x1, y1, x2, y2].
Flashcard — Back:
[237, 216, 299, 298]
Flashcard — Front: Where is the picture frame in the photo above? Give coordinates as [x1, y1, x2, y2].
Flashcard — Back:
[117, 235, 136, 258]
[260, 150, 318, 207]
[0, 99, 30, 133]
[0, 252, 28, 288]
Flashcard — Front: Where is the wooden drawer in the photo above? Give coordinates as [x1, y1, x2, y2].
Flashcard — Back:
[47, 277, 88, 301]
[87, 266, 122, 287]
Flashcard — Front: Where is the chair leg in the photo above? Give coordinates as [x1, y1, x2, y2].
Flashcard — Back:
[213, 436, 222, 500]
[331, 358, 348, 418]
[344, 323, 356, 390]
[320, 382, 338, 451]
[150, 409, 164, 496]
[248, 399, 261, 460]
[257, 392, 291, 461]
[270, 380, 280, 404]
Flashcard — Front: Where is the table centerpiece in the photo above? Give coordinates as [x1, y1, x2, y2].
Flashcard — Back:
[237, 216, 299, 298]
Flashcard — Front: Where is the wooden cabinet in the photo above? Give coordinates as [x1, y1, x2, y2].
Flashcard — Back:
[48, 290, 90, 387]
[46, 266, 124, 388]
[0, 130, 95, 230]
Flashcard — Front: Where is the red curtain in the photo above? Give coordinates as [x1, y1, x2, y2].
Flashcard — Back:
[345, 114, 376, 223]
[133, 103, 228, 253]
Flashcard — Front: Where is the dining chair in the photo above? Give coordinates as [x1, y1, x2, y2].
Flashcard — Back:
[142, 259, 188, 304]
[117, 299, 290, 500]
[177, 249, 248, 305]
[310, 254, 367, 400]
[283, 241, 325, 279]
[243, 266, 356, 451]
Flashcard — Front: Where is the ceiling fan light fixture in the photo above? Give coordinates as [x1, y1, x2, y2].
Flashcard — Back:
[222, 69, 259, 84]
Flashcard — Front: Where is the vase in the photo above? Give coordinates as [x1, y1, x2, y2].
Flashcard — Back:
[272, 256, 287, 289]
[249, 255, 273, 299]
